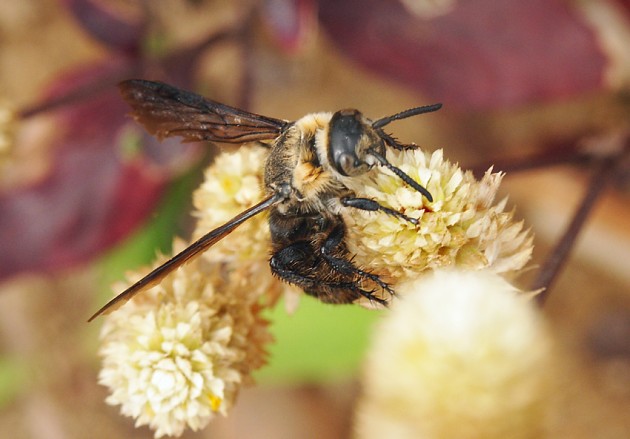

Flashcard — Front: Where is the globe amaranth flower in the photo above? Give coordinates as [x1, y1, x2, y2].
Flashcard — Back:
[341, 148, 533, 285]
[355, 269, 556, 439]
[98, 242, 272, 437]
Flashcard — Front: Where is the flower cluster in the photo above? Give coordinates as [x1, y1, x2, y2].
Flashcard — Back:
[98, 137, 537, 436]
[355, 269, 555, 439]
[98, 149, 281, 438]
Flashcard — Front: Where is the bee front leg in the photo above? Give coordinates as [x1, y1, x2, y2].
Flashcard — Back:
[341, 197, 418, 225]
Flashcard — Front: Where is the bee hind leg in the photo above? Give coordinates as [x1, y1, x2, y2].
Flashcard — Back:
[320, 224, 395, 303]
[269, 241, 387, 305]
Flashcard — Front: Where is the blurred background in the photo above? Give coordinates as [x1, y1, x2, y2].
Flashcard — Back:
[1, 0, 630, 437]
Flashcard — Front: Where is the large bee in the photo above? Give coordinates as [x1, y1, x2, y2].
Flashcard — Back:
[88, 80, 441, 321]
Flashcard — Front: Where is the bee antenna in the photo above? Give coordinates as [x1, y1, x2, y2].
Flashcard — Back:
[368, 149, 433, 202]
[372, 103, 442, 129]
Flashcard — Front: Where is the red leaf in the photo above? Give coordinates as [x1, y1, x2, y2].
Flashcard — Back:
[614, 0, 630, 14]
[59, 0, 143, 54]
[318, 0, 607, 109]
[0, 64, 195, 280]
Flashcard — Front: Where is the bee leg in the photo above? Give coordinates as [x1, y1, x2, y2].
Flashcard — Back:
[320, 224, 395, 301]
[341, 197, 418, 225]
[269, 241, 317, 287]
[269, 242, 385, 304]
[339, 284, 389, 306]
[377, 129, 419, 151]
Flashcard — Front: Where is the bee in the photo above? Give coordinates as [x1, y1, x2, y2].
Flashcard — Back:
[88, 80, 441, 321]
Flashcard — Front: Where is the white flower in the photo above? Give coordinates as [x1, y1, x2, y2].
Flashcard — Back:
[98, 244, 272, 437]
[342, 148, 533, 285]
[355, 269, 555, 439]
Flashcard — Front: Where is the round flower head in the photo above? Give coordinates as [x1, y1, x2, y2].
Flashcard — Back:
[355, 269, 556, 439]
[341, 148, 533, 284]
[193, 146, 271, 264]
[98, 242, 272, 437]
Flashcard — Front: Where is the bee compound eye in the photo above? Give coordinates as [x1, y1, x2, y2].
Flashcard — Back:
[329, 110, 365, 176]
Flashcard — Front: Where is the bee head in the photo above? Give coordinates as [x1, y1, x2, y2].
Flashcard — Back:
[328, 104, 442, 202]
[328, 109, 381, 177]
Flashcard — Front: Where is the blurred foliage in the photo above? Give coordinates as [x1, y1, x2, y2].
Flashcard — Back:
[0, 357, 27, 409]
[95, 159, 207, 301]
[258, 297, 381, 384]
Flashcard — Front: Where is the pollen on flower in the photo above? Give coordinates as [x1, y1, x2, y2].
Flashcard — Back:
[341, 148, 533, 286]
[355, 269, 556, 439]
[209, 394, 222, 411]
[98, 242, 273, 437]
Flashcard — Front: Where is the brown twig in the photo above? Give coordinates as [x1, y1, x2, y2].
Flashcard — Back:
[533, 156, 617, 305]
[18, 10, 247, 120]
[469, 133, 629, 305]
[468, 137, 589, 179]
[18, 66, 139, 119]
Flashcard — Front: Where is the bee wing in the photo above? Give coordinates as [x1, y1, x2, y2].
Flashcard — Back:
[88, 193, 282, 322]
[119, 79, 289, 143]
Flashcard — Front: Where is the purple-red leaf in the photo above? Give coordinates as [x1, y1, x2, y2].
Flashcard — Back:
[318, 0, 607, 109]
[615, 0, 630, 14]
[0, 64, 195, 281]
[59, 0, 143, 54]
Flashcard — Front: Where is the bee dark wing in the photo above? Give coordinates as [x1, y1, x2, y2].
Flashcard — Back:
[119, 79, 289, 143]
[88, 193, 282, 322]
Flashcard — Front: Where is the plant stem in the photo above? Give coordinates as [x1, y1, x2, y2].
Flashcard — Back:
[533, 156, 616, 305]
[468, 138, 587, 178]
